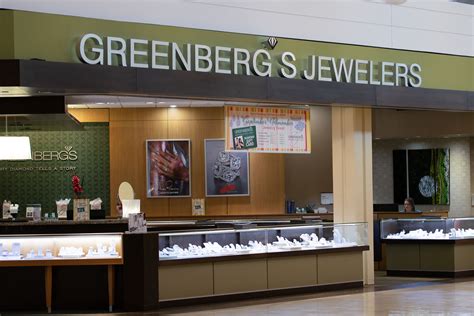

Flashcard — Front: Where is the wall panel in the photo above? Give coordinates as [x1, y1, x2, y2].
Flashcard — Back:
[228, 153, 286, 215]
[105, 107, 284, 217]
[109, 119, 169, 217]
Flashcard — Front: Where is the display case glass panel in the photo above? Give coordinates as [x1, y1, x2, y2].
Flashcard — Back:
[159, 222, 368, 260]
[0, 233, 123, 261]
[380, 217, 474, 240]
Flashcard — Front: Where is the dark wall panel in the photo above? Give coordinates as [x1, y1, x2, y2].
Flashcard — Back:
[393, 150, 407, 204]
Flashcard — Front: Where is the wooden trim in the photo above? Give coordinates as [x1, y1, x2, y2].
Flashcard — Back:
[0, 59, 472, 112]
[45, 266, 52, 314]
[107, 265, 115, 312]
[69, 108, 110, 123]
[0, 257, 123, 267]
[158, 281, 363, 307]
[159, 245, 370, 266]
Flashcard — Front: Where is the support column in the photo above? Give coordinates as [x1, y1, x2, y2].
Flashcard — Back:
[332, 106, 374, 285]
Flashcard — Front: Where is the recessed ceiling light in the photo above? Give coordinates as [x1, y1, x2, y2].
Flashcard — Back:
[96, 102, 105, 105]
[158, 102, 165, 104]
[170, 105, 177, 108]
[146, 102, 154, 105]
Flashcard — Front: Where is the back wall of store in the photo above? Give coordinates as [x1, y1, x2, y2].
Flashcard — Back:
[372, 109, 474, 216]
[71, 107, 286, 217]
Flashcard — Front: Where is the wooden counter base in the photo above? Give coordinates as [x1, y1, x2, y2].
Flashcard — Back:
[159, 247, 368, 302]
[158, 281, 363, 308]
[385, 239, 474, 278]
[0, 258, 122, 313]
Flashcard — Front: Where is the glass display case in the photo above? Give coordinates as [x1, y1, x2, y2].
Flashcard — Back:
[380, 217, 474, 240]
[159, 222, 368, 260]
[0, 233, 123, 261]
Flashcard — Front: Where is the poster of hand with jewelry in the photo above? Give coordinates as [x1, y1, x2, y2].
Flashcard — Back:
[146, 139, 191, 197]
[205, 139, 249, 197]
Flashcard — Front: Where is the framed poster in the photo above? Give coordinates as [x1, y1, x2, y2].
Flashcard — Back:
[146, 139, 191, 198]
[205, 139, 249, 197]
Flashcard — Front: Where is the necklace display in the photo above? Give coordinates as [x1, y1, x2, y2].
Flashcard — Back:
[159, 231, 358, 259]
[386, 228, 474, 239]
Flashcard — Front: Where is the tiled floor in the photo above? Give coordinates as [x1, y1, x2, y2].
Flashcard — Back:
[155, 273, 474, 316]
[6, 273, 474, 315]
[156, 283, 474, 315]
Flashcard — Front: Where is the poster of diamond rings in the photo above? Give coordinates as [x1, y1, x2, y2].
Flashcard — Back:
[146, 139, 191, 197]
[205, 139, 249, 197]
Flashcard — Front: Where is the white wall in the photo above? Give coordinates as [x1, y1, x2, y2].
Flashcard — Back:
[373, 137, 472, 217]
[0, 0, 472, 57]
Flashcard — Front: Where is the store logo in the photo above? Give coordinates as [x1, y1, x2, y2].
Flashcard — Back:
[33, 146, 78, 161]
[265, 37, 278, 50]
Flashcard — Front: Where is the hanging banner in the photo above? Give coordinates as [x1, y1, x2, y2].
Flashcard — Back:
[225, 106, 311, 154]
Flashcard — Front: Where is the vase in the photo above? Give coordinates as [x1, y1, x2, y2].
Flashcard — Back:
[73, 198, 90, 221]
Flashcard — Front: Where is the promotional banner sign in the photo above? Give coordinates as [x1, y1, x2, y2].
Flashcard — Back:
[225, 106, 311, 154]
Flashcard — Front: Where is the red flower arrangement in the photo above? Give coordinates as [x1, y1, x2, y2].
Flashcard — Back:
[72, 175, 84, 198]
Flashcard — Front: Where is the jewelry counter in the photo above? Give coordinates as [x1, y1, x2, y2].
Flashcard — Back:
[157, 222, 369, 304]
[381, 217, 474, 277]
[0, 233, 123, 312]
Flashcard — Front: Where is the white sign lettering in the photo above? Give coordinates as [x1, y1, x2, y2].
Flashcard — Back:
[32, 146, 78, 161]
[78, 33, 422, 88]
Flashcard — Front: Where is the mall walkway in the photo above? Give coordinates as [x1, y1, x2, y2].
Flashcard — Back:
[11, 274, 473, 315]
[157, 274, 474, 316]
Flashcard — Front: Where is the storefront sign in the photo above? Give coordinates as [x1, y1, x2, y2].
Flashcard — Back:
[78, 33, 422, 88]
[32, 146, 78, 161]
[225, 106, 311, 154]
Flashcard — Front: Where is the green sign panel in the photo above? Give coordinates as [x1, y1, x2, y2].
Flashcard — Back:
[0, 123, 110, 216]
[0, 10, 472, 92]
[232, 126, 257, 150]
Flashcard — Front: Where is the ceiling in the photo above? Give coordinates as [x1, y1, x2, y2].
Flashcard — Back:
[66, 95, 305, 109]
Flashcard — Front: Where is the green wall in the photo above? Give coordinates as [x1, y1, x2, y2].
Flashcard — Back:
[0, 11, 14, 59]
[0, 10, 472, 92]
[0, 123, 110, 216]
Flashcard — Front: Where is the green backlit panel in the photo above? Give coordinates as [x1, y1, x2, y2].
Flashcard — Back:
[0, 123, 110, 216]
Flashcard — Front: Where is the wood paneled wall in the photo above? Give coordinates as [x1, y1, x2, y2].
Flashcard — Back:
[70, 108, 285, 217]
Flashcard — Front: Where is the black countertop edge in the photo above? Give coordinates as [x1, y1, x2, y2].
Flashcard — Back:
[158, 245, 370, 266]
[0, 219, 128, 226]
